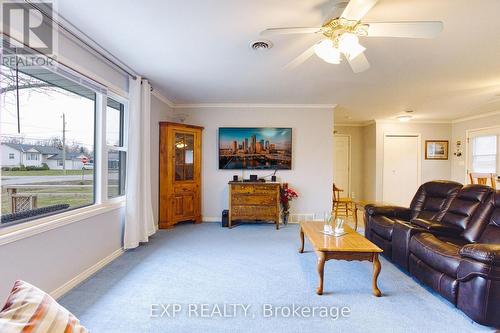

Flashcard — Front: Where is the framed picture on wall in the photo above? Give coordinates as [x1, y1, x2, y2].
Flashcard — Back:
[425, 140, 449, 160]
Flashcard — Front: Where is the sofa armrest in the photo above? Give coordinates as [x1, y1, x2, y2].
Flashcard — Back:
[460, 244, 500, 266]
[365, 205, 411, 220]
[411, 218, 462, 237]
[458, 244, 500, 282]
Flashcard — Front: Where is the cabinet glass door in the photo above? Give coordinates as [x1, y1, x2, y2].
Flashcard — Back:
[174, 132, 195, 181]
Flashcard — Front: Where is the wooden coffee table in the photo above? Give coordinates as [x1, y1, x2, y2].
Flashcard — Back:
[299, 221, 383, 296]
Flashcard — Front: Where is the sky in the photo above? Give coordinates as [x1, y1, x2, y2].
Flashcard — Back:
[0, 76, 121, 150]
[219, 128, 292, 149]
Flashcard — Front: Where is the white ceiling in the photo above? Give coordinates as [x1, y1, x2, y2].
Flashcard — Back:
[57, 0, 500, 123]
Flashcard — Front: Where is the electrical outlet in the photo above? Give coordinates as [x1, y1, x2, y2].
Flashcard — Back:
[351, 192, 356, 199]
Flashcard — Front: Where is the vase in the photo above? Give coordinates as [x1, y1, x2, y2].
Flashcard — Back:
[282, 211, 289, 225]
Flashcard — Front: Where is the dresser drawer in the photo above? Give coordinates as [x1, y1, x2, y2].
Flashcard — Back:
[231, 194, 277, 206]
[231, 184, 280, 195]
[231, 205, 277, 220]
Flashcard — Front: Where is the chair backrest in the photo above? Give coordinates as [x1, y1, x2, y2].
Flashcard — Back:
[439, 185, 493, 240]
[469, 172, 497, 189]
[332, 183, 343, 202]
[409, 180, 462, 221]
[476, 190, 500, 244]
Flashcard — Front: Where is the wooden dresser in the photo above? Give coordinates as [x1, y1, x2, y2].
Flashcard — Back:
[228, 182, 281, 229]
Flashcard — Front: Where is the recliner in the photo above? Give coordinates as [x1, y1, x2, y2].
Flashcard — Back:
[365, 183, 499, 327]
[365, 180, 462, 259]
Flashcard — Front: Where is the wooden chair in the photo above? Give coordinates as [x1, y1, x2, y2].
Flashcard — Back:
[332, 184, 353, 220]
[469, 172, 497, 189]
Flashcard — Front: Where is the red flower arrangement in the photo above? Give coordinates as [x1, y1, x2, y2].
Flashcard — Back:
[280, 184, 298, 224]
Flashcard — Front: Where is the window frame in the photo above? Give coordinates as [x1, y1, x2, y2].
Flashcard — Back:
[104, 92, 129, 200]
[466, 126, 500, 180]
[0, 53, 129, 235]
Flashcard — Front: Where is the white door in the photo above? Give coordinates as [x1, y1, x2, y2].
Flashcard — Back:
[334, 135, 350, 198]
[383, 135, 421, 207]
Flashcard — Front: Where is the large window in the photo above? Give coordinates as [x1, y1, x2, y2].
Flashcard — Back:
[106, 98, 127, 198]
[0, 38, 129, 228]
[1, 57, 96, 226]
[468, 127, 500, 176]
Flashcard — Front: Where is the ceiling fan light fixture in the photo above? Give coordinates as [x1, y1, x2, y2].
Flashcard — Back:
[339, 33, 366, 60]
[314, 39, 341, 64]
[397, 115, 413, 122]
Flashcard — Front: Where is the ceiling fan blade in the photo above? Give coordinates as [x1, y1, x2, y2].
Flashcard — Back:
[284, 44, 317, 70]
[367, 21, 444, 38]
[260, 27, 321, 36]
[348, 53, 370, 73]
[341, 0, 379, 21]
[323, 1, 349, 22]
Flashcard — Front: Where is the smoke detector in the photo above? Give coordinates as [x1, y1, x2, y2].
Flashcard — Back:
[250, 40, 273, 51]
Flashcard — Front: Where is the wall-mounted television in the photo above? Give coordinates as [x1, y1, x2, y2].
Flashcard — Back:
[218, 127, 292, 170]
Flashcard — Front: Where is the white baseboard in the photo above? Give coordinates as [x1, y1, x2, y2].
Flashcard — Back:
[50, 248, 124, 299]
[202, 214, 312, 224]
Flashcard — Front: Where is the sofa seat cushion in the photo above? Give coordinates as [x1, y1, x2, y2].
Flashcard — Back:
[410, 233, 462, 277]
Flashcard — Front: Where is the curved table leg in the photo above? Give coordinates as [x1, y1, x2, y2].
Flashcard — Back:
[299, 226, 305, 253]
[316, 252, 326, 295]
[372, 253, 382, 297]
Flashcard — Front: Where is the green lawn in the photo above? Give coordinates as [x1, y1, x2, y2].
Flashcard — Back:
[1, 180, 94, 215]
[2, 170, 93, 177]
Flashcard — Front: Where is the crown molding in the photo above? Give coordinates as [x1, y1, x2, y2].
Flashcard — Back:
[376, 119, 452, 125]
[335, 121, 374, 127]
[451, 110, 500, 124]
[147, 94, 337, 110]
[151, 90, 175, 108]
[173, 103, 337, 109]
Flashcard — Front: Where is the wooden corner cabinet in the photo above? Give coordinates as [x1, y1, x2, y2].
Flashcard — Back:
[228, 182, 281, 229]
[159, 122, 203, 229]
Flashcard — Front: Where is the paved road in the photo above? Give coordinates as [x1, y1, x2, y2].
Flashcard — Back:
[1, 175, 94, 186]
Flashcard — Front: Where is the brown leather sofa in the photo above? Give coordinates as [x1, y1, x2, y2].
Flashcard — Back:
[365, 180, 462, 260]
[365, 183, 499, 327]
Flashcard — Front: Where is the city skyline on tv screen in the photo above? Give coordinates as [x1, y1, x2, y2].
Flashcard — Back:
[219, 128, 292, 170]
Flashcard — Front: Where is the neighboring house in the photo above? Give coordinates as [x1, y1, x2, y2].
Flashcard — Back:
[46, 152, 88, 170]
[1, 143, 88, 170]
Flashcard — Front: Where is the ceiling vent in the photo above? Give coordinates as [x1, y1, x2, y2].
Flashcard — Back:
[250, 40, 273, 51]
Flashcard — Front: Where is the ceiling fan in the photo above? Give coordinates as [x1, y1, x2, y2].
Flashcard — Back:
[260, 0, 443, 73]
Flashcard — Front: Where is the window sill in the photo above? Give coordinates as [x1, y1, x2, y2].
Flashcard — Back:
[0, 200, 125, 246]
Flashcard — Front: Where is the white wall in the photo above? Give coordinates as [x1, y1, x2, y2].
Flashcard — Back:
[451, 113, 500, 184]
[0, 146, 21, 167]
[179, 107, 335, 220]
[150, 95, 175, 226]
[0, 208, 124, 302]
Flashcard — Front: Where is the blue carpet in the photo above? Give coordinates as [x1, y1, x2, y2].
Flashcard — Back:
[59, 223, 492, 333]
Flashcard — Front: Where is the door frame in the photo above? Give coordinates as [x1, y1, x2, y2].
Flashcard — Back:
[382, 133, 422, 203]
[465, 125, 500, 184]
[334, 134, 352, 197]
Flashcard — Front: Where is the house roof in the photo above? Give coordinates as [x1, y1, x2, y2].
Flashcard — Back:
[47, 152, 85, 161]
[3, 143, 62, 155]
[2, 143, 88, 161]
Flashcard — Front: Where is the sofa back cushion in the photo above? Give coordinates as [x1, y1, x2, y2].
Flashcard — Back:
[477, 190, 500, 244]
[440, 185, 492, 236]
[410, 181, 462, 221]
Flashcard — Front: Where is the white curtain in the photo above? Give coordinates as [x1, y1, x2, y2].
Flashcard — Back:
[123, 77, 156, 249]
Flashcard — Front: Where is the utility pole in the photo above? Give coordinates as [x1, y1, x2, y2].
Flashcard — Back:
[62, 113, 66, 175]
